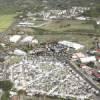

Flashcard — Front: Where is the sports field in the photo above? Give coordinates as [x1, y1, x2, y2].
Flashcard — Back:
[0, 14, 16, 32]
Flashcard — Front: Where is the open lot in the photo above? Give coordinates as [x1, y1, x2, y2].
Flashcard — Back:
[35, 34, 94, 49]
[0, 14, 16, 32]
[40, 19, 95, 32]
[32, 19, 99, 48]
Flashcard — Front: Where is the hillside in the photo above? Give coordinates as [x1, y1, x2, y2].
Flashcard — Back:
[46, 0, 100, 9]
[0, 0, 100, 13]
[0, 0, 43, 14]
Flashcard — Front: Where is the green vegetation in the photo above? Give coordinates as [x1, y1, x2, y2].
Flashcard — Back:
[0, 80, 13, 91]
[0, 80, 13, 100]
[35, 34, 94, 48]
[31, 19, 98, 49]
[83, 4, 100, 17]
[0, 0, 44, 14]
[46, 0, 100, 9]
[40, 20, 95, 32]
[0, 0, 100, 14]
[0, 14, 16, 32]
[1, 91, 10, 100]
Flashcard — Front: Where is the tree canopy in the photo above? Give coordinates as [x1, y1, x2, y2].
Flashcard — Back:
[82, 4, 100, 17]
[0, 80, 13, 91]
[0, 0, 100, 14]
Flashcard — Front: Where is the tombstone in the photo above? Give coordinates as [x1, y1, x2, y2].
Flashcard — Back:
[0, 53, 6, 62]
[0, 57, 5, 62]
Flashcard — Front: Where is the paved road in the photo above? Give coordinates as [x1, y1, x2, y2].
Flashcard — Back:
[68, 61, 100, 99]
[69, 61, 100, 92]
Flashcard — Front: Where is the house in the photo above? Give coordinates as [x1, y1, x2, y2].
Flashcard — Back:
[10, 91, 17, 97]
[0, 43, 6, 48]
[80, 56, 96, 63]
[76, 16, 87, 20]
[32, 39, 39, 44]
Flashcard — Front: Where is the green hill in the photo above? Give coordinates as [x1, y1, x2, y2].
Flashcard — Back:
[0, 0, 100, 15]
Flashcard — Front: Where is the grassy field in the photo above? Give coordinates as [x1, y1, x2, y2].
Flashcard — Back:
[40, 19, 95, 32]
[35, 34, 94, 49]
[32, 19, 99, 48]
[0, 14, 16, 32]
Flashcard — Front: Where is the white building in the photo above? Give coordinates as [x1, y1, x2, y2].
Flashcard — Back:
[9, 35, 21, 43]
[80, 56, 96, 63]
[21, 36, 34, 43]
[14, 49, 26, 56]
[17, 21, 34, 27]
[58, 40, 84, 50]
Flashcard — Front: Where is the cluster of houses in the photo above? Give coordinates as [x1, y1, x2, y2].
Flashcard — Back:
[8, 55, 96, 99]
[59, 40, 100, 82]
[9, 35, 38, 56]
[36, 7, 90, 20]
[0, 7, 100, 99]
[0, 40, 97, 100]
[0, 36, 100, 100]
[71, 48, 100, 81]
[25, 8, 100, 25]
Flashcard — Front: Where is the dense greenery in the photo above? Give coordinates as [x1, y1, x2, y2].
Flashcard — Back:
[0, 0, 100, 14]
[0, 0, 44, 14]
[46, 0, 99, 9]
[1, 91, 10, 100]
[0, 80, 13, 91]
[83, 4, 100, 17]
[0, 80, 13, 100]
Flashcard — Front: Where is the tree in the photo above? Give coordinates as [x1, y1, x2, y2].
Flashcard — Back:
[0, 80, 13, 91]
[82, 4, 100, 17]
[87, 62, 95, 68]
[0, 80, 13, 100]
